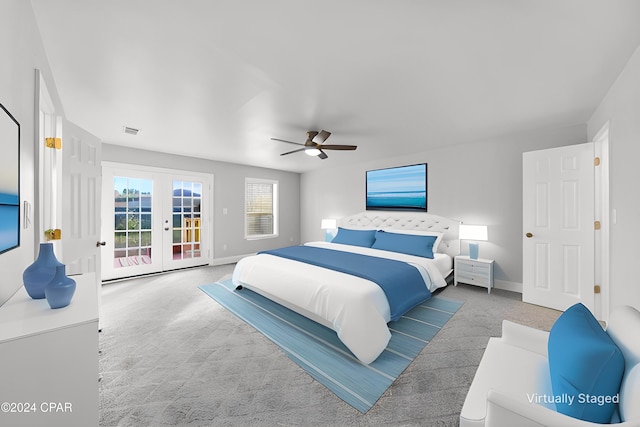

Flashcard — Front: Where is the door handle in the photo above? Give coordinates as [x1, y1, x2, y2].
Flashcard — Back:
[96, 241, 106, 247]
[525, 232, 533, 238]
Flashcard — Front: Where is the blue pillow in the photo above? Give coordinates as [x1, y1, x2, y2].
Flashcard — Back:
[548, 303, 625, 423]
[330, 228, 376, 248]
[371, 230, 436, 258]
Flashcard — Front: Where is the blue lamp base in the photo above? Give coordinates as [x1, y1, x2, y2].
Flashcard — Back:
[469, 242, 479, 259]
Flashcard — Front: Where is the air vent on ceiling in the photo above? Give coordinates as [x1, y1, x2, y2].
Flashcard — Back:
[123, 126, 140, 135]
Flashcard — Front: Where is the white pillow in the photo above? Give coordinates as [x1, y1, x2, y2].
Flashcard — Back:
[379, 228, 444, 252]
[620, 363, 640, 422]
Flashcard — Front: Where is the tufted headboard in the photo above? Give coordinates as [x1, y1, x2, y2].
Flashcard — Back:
[338, 211, 461, 259]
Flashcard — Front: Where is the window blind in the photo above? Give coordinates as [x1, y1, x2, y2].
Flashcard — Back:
[245, 180, 276, 237]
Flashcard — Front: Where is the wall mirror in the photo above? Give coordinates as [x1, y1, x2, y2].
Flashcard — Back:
[0, 102, 20, 253]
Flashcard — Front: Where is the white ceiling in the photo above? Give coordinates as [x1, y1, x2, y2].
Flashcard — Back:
[30, 0, 640, 173]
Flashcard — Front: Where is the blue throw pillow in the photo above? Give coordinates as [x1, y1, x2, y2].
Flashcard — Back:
[330, 228, 376, 248]
[548, 303, 625, 423]
[371, 230, 436, 258]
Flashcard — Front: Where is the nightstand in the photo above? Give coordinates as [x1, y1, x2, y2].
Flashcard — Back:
[454, 256, 494, 293]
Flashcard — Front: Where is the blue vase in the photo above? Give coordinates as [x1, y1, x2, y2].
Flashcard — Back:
[23, 242, 64, 299]
[45, 265, 76, 309]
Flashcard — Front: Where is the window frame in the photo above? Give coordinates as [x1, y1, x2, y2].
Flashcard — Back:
[244, 177, 279, 240]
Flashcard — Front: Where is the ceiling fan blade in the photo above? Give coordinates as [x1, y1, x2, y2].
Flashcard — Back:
[317, 144, 357, 151]
[317, 150, 328, 160]
[271, 138, 305, 146]
[306, 130, 319, 141]
[312, 130, 331, 144]
[280, 148, 306, 156]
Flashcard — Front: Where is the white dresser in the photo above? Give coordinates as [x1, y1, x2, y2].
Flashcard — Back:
[454, 256, 495, 293]
[0, 274, 98, 426]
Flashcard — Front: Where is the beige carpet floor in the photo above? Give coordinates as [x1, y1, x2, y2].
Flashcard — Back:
[98, 264, 560, 426]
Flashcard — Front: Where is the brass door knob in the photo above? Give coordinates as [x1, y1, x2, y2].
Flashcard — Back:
[525, 232, 533, 238]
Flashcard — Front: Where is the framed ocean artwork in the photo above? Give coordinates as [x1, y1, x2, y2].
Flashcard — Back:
[0, 102, 20, 254]
[366, 163, 427, 212]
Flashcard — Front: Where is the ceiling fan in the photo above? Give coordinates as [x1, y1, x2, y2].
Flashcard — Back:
[271, 130, 357, 159]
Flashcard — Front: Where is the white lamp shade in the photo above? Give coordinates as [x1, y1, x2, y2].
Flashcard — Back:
[321, 218, 337, 230]
[459, 224, 488, 241]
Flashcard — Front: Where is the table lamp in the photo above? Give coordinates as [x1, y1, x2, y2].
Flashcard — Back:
[321, 218, 337, 242]
[459, 224, 488, 259]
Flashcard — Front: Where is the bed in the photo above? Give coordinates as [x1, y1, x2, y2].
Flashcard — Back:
[231, 211, 460, 364]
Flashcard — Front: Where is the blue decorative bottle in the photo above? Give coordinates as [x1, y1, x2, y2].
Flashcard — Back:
[23, 242, 64, 299]
[45, 265, 76, 309]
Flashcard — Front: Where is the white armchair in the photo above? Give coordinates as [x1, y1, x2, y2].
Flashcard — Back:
[460, 305, 640, 427]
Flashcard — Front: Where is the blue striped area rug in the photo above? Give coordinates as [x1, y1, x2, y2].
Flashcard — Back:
[199, 279, 463, 413]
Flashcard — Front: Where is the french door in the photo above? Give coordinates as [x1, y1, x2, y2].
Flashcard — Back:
[101, 164, 212, 281]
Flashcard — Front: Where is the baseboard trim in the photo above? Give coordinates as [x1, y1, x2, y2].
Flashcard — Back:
[211, 253, 255, 266]
[494, 280, 522, 293]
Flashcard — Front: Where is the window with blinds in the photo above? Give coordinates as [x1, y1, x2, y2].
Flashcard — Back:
[245, 178, 279, 239]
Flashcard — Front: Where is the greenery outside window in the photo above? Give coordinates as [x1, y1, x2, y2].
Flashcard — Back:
[245, 178, 278, 239]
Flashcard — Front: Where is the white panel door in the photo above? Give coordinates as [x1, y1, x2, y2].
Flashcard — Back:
[60, 120, 102, 278]
[522, 143, 595, 312]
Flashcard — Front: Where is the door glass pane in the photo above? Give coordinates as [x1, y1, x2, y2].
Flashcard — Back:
[113, 176, 153, 268]
[171, 180, 202, 260]
[141, 231, 152, 246]
[141, 214, 151, 229]
[114, 232, 126, 248]
[114, 214, 126, 230]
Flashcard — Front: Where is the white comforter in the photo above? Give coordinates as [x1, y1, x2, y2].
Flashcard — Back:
[231, 242, 451, 364]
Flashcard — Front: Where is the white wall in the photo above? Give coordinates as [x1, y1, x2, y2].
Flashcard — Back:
[588, 44, 640, 310]
[102, 144, 301, 262]
[0, 1, 63, 307]
[301, 124, 587, 289]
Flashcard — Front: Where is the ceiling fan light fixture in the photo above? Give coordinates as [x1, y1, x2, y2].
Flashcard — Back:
[305, 148, 321, 156]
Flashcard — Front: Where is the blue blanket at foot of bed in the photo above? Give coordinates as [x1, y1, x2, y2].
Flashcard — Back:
[258, 245, 431, 321]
